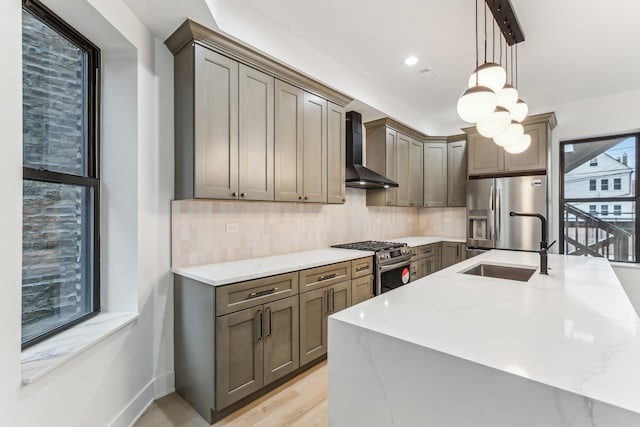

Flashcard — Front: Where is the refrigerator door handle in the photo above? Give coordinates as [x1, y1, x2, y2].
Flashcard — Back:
[489, 185, 495, 240]
[496, 186, 501, 241]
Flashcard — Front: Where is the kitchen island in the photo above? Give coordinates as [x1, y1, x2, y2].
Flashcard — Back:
[328, 250, 640, 426]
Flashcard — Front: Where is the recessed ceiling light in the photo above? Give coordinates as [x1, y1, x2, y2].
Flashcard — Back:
[403, 56, 418, 66]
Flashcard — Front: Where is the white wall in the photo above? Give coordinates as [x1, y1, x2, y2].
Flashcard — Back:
[0, 0, 174, 425]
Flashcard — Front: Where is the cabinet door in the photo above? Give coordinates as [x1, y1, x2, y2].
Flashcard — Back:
[448, 140, 467, 207]
[351, 275, 373, 305]
[410, 139, 424, 207]
[327, 102, 346, 204]
[216, 306, 264, 409]
[441, 242, 462, 269]
[303, 92, 328, 203]
[383, 128, 398, 206]
[424, 142, 447, 207]
[467, 133, 504, 176]
[238, 65, 274, 201]
[504, 122, 547, 173]
[275, 80, 304, 202]
[417, 258, 428, 279]
[396, 133, 411, 206]
[299, 287, 328, 366]
[329, 280, 352, 314]
[424, 255, 438, 276]
[263, 296, 299, 386]
[194, 46, 239, 199]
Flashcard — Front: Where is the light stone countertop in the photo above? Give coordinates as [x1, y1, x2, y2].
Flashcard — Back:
[330, 249, 640, 415]
[387, 235, 467, 247]
[172, 248, 375, 286]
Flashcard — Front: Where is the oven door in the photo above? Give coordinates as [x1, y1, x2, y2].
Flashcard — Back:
[378, 259, 411, 294]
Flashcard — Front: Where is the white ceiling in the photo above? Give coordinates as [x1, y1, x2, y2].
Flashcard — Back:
[124, 0, 640, 133]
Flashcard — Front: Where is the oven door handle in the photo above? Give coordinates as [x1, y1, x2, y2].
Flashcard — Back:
[379, 260, 411, 273]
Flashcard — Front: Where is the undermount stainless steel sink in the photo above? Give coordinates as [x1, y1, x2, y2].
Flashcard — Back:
[460, 263, 537, 282]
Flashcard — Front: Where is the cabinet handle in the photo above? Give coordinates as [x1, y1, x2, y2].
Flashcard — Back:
[240, 192, 246, 198]
[329, 288, 335, 314]
[356, 265, 369, 272]
[248, 287, 279, 299]
[342, 198, 346, 202]
[324, 289, 329, 316]
[255, 309, 263, 342]
[298, 196, 302, 200]
[231, 192, 238, 197]
[318, 273, 337, 282]
[265, 307, 272, 337]
[304, 196, 308, 200]
[456, 245, 459, 258]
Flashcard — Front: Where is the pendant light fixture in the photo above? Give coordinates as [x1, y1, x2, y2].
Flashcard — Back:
[496, 41, 518, 110]
[468, 4, 505, 93]
[504, 134, 531, 154]
[457, 0, 496, 123]
[509, 45, 529, 122]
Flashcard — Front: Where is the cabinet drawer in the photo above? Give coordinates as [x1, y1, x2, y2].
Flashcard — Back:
[410, 247, 419, 258]
[299, 261, 351, 292]
[419, 243, 439, 258]
[216, 272, 299, 316]
[351, 257, 373, 278]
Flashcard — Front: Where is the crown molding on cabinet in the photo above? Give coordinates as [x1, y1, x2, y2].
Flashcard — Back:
[165, 19, 353, 107]
[363, 117, 429, 142]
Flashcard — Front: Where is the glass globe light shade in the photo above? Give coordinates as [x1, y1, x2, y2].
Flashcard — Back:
[510, 99, 529, 122]
[468, 62, 506, 93]
[504, 134, 532, 154]
[476, 106, 511, 138]
[496, 84, 518, 110]
[494, 121, 524, 147]
[457, 86, 497, 123]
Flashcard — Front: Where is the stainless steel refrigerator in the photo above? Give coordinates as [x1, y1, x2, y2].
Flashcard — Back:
[467, 176, 548, 255]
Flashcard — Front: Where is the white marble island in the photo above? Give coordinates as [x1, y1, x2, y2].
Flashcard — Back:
[328, 250, 640, 426]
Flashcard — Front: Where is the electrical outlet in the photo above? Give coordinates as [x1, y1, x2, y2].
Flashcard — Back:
[225, 223, 240, 233]
[296, 219, 305, 231]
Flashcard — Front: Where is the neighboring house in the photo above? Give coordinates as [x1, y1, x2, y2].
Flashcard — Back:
[565, 152, 635, 221]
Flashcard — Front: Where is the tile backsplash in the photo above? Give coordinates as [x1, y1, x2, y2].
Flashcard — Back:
[172, 188, 466, 267]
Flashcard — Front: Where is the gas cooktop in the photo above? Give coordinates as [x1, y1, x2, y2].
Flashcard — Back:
[331, 240, 406, 251]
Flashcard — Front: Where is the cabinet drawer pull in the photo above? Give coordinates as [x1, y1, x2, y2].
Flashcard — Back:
[265, 307, 272, 337]
[356, 265, 369, 272]
[318, 273, 337, 282]
[248, 287, 279, 299]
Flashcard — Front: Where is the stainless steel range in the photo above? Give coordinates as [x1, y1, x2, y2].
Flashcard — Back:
[331, 241, 412, 295]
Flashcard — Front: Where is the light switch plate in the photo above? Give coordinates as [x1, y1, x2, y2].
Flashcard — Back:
[225, 223, 240, 233]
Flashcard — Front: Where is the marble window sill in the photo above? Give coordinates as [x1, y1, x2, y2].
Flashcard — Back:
[21, 312, 140, 385]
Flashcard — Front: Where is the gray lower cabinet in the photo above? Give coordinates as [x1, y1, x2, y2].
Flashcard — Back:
[216, 294, 299, 409]
[410, 243, 443, 281]
[441, 242, 465, 268]
[447, 139, 467, 207]
[299, 287, 328, 366]
[424, 141, 448, 207]
[351, 275, 373, 305]
[299, 279, 353, 366]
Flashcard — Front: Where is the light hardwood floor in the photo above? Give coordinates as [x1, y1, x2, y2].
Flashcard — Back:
[135, 361, 328, 427]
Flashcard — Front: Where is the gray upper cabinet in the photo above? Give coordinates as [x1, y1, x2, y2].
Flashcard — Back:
[365, 125, 397, 207]
[274, 83, 328, 203]
[384, 128, 398, 206]
[424, 141, 447, 207]
[275, 80, 304, 202]
[193, 46, 239, 200]
[303, 92, 328, 203]
[465, 112, 556, 176]
[327, 102, 346, 204]
[447, 139, 467, 207]
[239, 65, 274, 201]
[409, 139, 424, 207]
[168, 21, 352, 202]
[396, 133, 411, 206]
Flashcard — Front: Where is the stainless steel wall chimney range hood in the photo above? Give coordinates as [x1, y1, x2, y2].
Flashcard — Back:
[345, 111, 398, 189]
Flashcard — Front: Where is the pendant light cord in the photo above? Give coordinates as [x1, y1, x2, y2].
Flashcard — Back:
[475, 0, 479, 85]
[515, 44, 519, 89]
[483, 2, 487, 63]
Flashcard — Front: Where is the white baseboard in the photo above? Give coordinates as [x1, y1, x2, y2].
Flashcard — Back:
[108, 378, 155, 427]
[153, 371, 175, 399]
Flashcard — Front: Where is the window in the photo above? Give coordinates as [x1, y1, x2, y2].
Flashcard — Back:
[590, 158, 598, 166]
[561, 134, 638, 263]
[22, 0, 100, 348]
